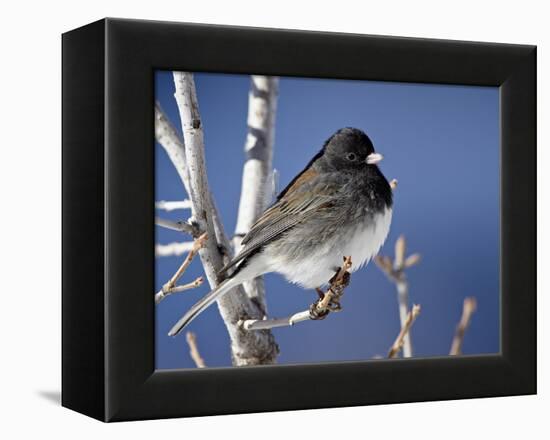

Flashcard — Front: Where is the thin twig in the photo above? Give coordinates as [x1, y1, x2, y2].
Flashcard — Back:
[169, 277, 205, 293]
[450, 297, 477, 355]
[155, 277, 204, 304]
[240, 257, 352, 331]
[155, 234, 207, 304]
[388, 304, 421, 358]
[164, 234, 206, 289]
[185, 332, 207, 368]
[155, 216, 199, 237]
[155, 200, 193, 211]
[375, 235, 421, 357]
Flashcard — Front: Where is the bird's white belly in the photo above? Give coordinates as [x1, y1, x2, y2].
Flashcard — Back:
[267, 207, 392, 288]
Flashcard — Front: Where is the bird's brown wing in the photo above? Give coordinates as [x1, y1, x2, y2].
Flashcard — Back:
[219, 173, 339, 275]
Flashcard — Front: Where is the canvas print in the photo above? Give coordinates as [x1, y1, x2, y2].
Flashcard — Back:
[154, 71, 499, 369]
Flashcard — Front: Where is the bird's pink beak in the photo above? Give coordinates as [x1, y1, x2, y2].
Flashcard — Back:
[366, 152, 383, 165]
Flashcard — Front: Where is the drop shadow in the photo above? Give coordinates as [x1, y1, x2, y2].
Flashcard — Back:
[37, 390, 61, 405]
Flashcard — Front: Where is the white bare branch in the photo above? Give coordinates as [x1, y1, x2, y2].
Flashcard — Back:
[233, 76, 279, 312]
[155, 241, 195, 257]
[240, 311, 312, 330]
[234, 76, 279, 240]
[375, 235, 421, 358]
[155, 200, 193, 211]
[155, 103, 192, 196]
[172, 71, 278, 366]
[396, 279, 412, 357]
[155, 216, 198, 236]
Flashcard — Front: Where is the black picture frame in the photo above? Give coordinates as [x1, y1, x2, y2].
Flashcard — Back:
[62, 18, 536, 422]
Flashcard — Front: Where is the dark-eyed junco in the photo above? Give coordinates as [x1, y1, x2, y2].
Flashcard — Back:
[169, 127, 393, 336]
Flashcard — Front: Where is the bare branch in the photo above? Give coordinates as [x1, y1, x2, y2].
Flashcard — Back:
[170, 277, 205, 293]
[155, 216, 199, 237]
[395, 280, 411, 356]
[388, 304, 421, 358]
[172, 72, 278, 366]
[375, 235, 421, 358]
[155, 242, 195, 257]
[163, 233, 207, 291]
[233, 76, 279, 312]
[241, 257, 352, 331]
[185, 332, 206, 368]
[155, 103, 192, 196]
[403, 253, 421, 268]
[155, 234, 207, 304]
[240, 310, 312, 330]
[155, 200, 193, 211]
[155, 277, 204, 304]
[156, 102, 225, 241]
[450, 297, 477, 355]
[394, 235, 406, 270]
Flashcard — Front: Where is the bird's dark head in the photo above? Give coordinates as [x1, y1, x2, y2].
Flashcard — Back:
[320, 127, 383, 171]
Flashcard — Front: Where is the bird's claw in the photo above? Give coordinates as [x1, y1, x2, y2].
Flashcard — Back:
[309, 290, 344, 319]
[309, 261, 351, 320]
[326, 297, 343, 312]
[309, 302, 330, 320]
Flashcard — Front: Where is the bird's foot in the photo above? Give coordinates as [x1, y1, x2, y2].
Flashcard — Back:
[309, 290, 343, 319]
[309, 258, 352, 320]
[329, 270, 351, 290]
[326, 295, 343, 312]
[309, 301, 330, 320]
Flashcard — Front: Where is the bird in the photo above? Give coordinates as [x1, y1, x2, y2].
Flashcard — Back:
[168, 127, 393, 336]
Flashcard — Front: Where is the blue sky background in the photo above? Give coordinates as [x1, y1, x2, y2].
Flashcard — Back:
[155, 71, 500, 370]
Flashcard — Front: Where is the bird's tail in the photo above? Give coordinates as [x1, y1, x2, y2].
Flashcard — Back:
[168, 276, 241, 337]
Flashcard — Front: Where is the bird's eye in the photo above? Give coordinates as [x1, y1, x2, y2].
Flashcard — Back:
[346, 153, 357, 161]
